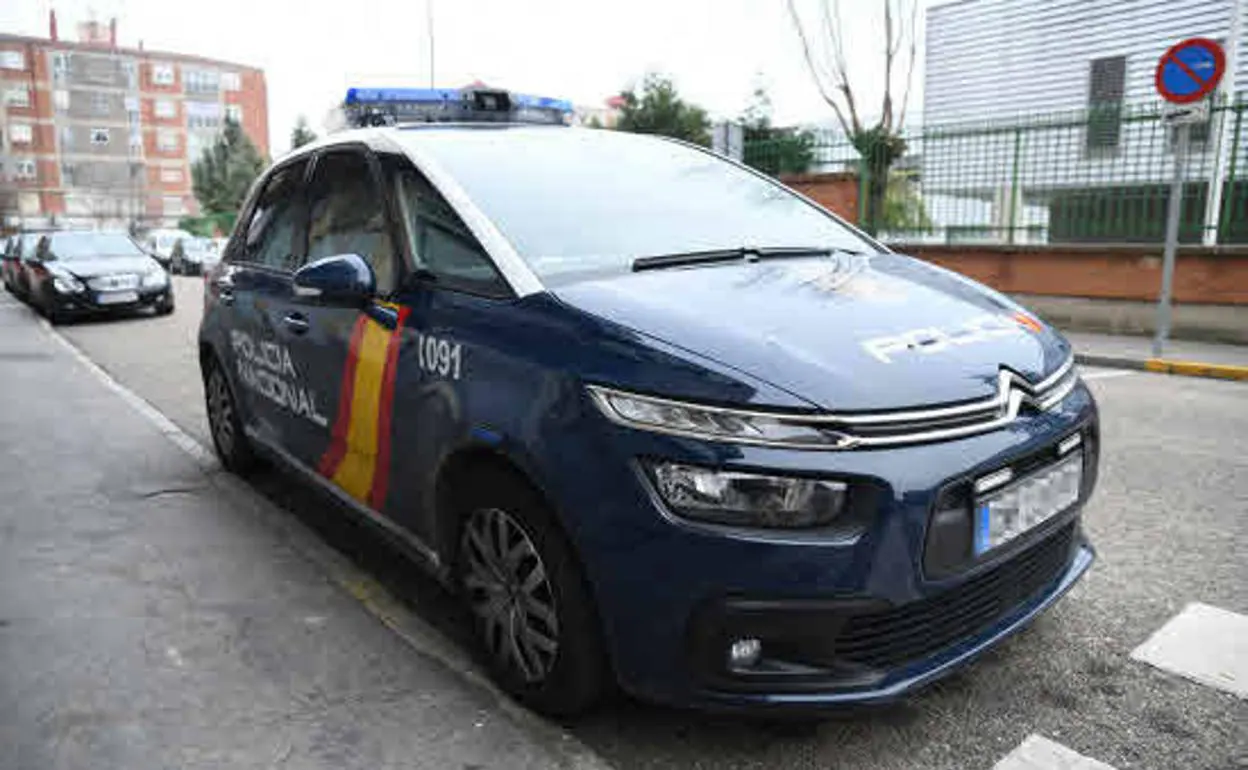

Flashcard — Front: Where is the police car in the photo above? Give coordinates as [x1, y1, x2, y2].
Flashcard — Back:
[198, 87, 1098, 716]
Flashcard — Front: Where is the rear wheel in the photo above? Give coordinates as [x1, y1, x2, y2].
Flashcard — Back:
[455, 469, 609, 717]
[204, 356, 260, 474]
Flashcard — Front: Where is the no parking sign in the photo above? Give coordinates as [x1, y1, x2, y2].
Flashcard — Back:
[1155, 38, 1226, 123]
[1150, 37, 1227, 356]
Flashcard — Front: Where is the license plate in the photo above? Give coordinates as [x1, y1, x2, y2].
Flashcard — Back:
[975, 451, 1083, 555]
[97, 290, 138, 305]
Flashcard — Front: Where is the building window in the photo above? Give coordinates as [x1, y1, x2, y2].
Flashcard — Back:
[15, 159, 36, 180]
[152, 63, 175, 86]
[91, 91, 111, 115]
[158, 129, 179, 152]
[187, 101, 222, 129]
[4, 87, 30, 108]
[61, 162, 76, 186]
[163, 196, 185, 215]
[1086, 55, 1126, 152]
[54, 89, 69, 110]
[184, 68, 220, 94]
[221, 71, 241, 91]
[161, 168, 183, 184]
[10, 124, 33, 144]
[155, 99, 176, 119]
[60, 126, 73, 148]
[91, 127, 111, 145]
[1, 50, 24, 70]
[52, 51, 71, 80]
[121, 59, 137, 88]
[225, 104, 243, 123]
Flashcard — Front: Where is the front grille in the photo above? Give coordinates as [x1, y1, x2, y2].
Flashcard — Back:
[833, 523, 1075, 670]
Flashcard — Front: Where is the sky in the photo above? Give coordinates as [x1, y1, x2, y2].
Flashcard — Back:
[1, 0, 941, 156]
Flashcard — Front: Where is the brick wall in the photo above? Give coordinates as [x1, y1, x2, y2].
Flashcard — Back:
[229, 68, 268, 157]
[895, 244, 1248, 306]
[779, 172, 859, 223]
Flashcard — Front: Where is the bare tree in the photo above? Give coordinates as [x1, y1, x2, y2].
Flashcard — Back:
[787, 0, 919, 234]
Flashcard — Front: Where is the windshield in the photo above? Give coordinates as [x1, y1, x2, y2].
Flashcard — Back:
[48, 232, 145, 260]
[404, 127, 877, 281]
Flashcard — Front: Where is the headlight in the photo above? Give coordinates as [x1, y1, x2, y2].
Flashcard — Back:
[52, 274, 85, 293]
[647, 462, 847, 528]
[587, 386, 854, 449]
[141, 267, 168, 288]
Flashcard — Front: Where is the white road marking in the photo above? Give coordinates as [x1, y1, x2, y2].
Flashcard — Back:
[37, 319, 613, 770]
[1078, 368, 1136, 381]
[994, 735, 1118, 770]
[1131, 602, 1248, 698]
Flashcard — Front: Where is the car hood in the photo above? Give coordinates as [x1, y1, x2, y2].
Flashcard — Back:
[552, 254, 1073, 411]
[58, 255, 159, 278]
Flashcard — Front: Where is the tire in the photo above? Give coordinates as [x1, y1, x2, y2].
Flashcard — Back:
[454, 468, 609, 717]
[156, 296, 175, 316]
[204, 355, 260, 474]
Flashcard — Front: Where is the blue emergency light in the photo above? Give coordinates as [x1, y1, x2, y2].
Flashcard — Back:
[342, 87, 573, 127]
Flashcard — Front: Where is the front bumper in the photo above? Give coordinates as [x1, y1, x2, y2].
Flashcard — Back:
[49, 285, 171, 315]
[684, 524, 1094, 712]
[543, 380, 1099, 712]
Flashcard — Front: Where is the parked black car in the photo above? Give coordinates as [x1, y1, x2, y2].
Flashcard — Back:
[6, 231, 51, 301]
[25, 231, 174, 324]
[1, 235, 16, 294]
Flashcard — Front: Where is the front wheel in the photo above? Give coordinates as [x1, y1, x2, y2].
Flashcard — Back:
[204, 357, 260, 474]
[456, 471, 609, 717]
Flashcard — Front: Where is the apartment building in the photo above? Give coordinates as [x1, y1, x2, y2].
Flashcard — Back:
[0, 15, 268, 229]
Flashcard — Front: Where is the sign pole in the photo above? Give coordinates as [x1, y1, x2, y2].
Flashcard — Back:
[1154, 122, 1189, 358]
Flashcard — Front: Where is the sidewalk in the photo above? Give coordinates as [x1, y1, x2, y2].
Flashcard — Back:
[0, 301, 597, 770]
[1067, 330, 1248, 380]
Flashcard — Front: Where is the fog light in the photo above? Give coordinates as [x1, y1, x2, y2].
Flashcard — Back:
[727, 637, 762, 670]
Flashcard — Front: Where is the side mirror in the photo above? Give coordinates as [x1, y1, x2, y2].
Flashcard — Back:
[293, 253, 375, 306]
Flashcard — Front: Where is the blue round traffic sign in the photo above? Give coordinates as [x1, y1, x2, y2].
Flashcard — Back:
[1156, 38, 1226, 104]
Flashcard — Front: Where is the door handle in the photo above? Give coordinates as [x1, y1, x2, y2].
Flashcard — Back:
[282, 312, 310, 335]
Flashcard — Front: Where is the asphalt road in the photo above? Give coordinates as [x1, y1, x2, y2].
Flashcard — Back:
[38, 277, 1248, 769]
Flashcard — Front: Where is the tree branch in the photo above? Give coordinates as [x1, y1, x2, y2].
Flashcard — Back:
[896, 0, 920, 130]
[882, 0, 895, 131]
[786, 0, 854, 137]
[824, 0, 862, 134]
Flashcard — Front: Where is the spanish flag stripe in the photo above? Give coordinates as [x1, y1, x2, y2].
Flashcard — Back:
[330, 319, 392, 501]
[366, 306, 411, 510]
[317, 315, 369, 478]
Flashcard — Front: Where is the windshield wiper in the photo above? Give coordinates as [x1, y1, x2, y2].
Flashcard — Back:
[631, 246, 842, 272]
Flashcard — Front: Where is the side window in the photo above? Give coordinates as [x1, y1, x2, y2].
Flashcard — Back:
[380, 154, 506, 295]
[241, 160, 307, 271]
[305, 150, 398, 295]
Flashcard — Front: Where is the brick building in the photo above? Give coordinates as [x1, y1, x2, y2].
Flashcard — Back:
[0, 14, 268, 229]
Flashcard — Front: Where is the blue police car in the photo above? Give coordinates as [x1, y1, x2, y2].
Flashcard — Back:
[199, 88, 1098, 717]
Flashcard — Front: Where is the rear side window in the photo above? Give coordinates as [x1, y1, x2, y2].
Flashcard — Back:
[240, 160, 308, 272]
[306, 149, 399, 295]
[380, 154, 505, 296]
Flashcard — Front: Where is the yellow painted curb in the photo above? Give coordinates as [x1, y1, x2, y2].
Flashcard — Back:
[1144, 359, 1248, 381]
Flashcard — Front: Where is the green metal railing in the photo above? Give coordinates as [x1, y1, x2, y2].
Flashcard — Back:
[743, 99, 1248, 245]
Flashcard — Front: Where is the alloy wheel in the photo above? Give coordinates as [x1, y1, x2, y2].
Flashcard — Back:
[461, 507, 560, 683]
[207, 367, 236, 457]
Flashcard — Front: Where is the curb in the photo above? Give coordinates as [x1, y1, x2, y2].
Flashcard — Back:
[1075, 353, 1248, 381]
